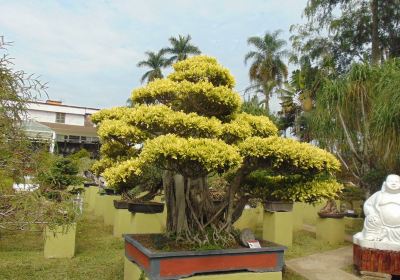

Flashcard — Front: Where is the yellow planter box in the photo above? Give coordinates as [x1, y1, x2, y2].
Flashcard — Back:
[124, 257, 282, 280]
[316, 217, 345, 245]
[44, 223, 76, 259]
[263, 211, 293, 246]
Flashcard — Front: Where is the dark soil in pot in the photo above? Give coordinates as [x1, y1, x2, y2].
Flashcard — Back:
[318, 212, 345, 219]
[113, 200, 129, 209]
[127, 201, 164, 214]
[83, 182, 98, 188]
[104, 188, 115, 195]
[133, 234, 277, 252]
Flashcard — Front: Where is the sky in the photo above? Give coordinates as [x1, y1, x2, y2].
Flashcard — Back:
[1, 0, 308, 111]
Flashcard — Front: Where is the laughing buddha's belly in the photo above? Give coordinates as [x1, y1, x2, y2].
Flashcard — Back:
[380, 203, 400, 227]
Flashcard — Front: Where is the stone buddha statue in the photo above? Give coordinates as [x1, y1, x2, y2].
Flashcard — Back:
[353, 174, 400, 251]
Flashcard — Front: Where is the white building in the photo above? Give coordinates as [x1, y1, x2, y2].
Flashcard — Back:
[24, 100, 100, 156]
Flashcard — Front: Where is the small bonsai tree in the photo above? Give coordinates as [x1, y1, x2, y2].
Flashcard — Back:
[37, 156, 84, 201]
[92, 56, 342, 246]
[339, 183, 365, 214]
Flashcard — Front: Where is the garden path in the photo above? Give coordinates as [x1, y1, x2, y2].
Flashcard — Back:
[286, 246, 360, 280]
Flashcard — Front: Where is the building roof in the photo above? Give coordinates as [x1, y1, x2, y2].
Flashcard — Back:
[21, 120, 54, 140]
[29, 100, 100, 111]
[40, 122, 98, 137]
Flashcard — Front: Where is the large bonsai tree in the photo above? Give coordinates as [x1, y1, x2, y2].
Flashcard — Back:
[92, 56, 341, 245]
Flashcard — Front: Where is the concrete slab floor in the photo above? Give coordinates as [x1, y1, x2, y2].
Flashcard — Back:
[286, 246, 361, 280]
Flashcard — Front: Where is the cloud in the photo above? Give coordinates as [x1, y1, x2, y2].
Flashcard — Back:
[0, 0, 308, 109]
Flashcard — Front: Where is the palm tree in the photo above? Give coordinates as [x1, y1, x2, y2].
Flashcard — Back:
[163, 34, 201, 63]
[137, 50, 169, 84]
[244, 30, 288, 113]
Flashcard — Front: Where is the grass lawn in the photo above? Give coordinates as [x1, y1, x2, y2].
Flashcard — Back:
[0, 212, 124, 280]
[1, 211, 349, 280]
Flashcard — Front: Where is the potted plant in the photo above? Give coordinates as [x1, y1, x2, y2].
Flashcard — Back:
[315, 198, 346, 245]
[93, 165, 165, 236]
[35, 156, 83, 258]
[95, 164, 164, 210]
[339, 183, 365, 217]
[93, 56, 342, 279]
[317, 198, 345, 219]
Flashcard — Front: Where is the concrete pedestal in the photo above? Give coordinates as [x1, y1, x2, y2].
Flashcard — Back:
[83, 188, 89, 204]
[44, 223, 76, 258]
[316, 217, 345, 245]
[299, 202, 326, 225]
[124, 257, 282, 280]
[113, 209, 166, 237]
[129, 212, 165, 234]
[292, 201, 342, 226]
[234, 205, 263, 232]
[86, 186, 98, 212]
[292, 203, 305, 230]
[94, 193, 106, 218]
[103, 195, 120, 226]
[113, 209, 133, 237]
[263, 211, 293, 246]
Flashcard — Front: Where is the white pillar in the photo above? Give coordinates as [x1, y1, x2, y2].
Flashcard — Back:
[49, 132, 56, 153]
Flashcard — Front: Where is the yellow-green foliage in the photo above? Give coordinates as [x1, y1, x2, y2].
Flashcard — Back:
[239, 136, 340, 173]
[91, 107, 131, 124]
[222, 113, 278, 143]
[132, 80, 241, 118]
[242, 171, 343, 202]
[91, 157, 115, 176]
[103, 134, 242, 186]
[97, 119, 147, 143]
[271, 179, 343, 203]
[99, 142, 138, 160]
[168, 56, 235, 88]
[94, 55, 341, 202]
[125, 104, 222, 138]
[131, 79, 179, 105]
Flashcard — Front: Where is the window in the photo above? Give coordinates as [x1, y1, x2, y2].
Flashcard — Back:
[68, 135, 80, 142]
[55, 112, 66, 123]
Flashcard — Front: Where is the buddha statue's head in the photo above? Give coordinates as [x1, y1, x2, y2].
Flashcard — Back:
[383, 174, 400, 193]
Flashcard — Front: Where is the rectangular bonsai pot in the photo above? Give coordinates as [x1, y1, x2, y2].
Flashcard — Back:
[125, 234, 286, 280]
[264, 201, 293, 212]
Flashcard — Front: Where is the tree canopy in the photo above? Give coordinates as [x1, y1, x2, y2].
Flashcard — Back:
[291, 0, 400, 70]
[137, 50, 170, 84]
[163, 34, 201, 63]
[308, 59, 400, 192]
[244, 30, 288, 113]
[93, 56, 341, 245]
[0, 39, 79, 232]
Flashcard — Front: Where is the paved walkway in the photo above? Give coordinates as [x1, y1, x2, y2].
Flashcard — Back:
[286, 246, 360, 280]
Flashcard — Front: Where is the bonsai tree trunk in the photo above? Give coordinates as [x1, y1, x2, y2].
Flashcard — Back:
[175, 174, 188, 235]
[163, 170, 246, 245]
